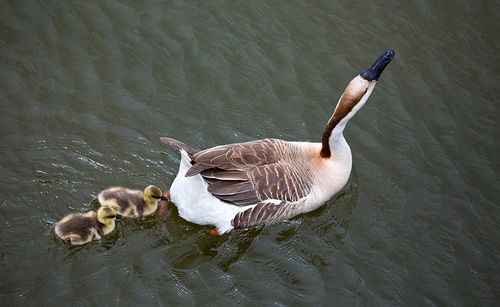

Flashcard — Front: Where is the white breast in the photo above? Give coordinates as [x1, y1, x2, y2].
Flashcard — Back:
[300, 160, 352, 216]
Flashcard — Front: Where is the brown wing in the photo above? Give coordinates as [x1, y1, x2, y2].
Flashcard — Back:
[187, 138, 283, 175]
[231, 200, 306, 229]
[248, 163, 312, 201]
[197, 154, 262, 207]
[183, 138, 315, 206]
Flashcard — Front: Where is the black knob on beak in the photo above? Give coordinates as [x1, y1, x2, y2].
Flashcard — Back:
[360, 49, 395, 81]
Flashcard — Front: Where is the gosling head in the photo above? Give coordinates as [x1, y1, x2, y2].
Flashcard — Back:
[96, 206, 123, 224]
[143, 185, 169, 203]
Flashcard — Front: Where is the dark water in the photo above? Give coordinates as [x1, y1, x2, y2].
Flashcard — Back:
[1, 0, 498, 305]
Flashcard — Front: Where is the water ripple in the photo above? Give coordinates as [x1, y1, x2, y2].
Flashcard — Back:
[1, 0, 499, 305]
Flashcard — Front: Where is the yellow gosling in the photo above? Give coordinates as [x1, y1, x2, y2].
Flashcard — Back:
[55, 206, 122, 245]
[97, 185, 168, 218]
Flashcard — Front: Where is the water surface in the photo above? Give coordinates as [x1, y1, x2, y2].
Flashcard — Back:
[0, 0, 498, 305]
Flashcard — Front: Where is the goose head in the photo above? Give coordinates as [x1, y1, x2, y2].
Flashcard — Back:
[97, 206, 122, 224]
[321, 50, 395, 158]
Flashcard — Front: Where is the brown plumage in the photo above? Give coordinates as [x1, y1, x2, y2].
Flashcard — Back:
[320, 87, 366, 158]
[232, 201, 285, 229]
[160, 137, 199, 157]
[162, 138, 317, 211]
[161, 49, 395, 233]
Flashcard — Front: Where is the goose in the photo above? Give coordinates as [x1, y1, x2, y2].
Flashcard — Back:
[55, 206, 123, 245]
[161, 50, 395, 234]
[97, 185, 169, 218]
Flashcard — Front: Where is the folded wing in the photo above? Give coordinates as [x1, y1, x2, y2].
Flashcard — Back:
[179, 138, 314, 206]
[231, 200, 306, 229]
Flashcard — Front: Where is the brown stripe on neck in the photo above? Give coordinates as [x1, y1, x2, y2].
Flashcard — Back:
[320, 85, 365, 158]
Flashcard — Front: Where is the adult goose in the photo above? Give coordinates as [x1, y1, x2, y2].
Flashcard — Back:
[162, 50, 395, 234]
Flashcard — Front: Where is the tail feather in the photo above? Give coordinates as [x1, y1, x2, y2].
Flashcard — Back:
[160, 137, 199, 156]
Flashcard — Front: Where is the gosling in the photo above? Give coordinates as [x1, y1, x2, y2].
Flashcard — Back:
[55, 206, 123, 245]
[97, 185, 168, 218]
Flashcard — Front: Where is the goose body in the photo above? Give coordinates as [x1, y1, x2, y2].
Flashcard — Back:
[55, 206, 122, 245]
[97, 185, 168, 218]
[162, 50, 395, 233]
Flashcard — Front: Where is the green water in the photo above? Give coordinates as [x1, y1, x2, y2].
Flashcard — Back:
[1, 0, 498, 305]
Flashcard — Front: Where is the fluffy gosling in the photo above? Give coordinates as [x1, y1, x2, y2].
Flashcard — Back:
[97, 185, 168, 218]
[55, 206, 122, 245]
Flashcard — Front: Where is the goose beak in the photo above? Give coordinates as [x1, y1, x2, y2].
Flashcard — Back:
[160, 195, 169, 201]
[360, 49, 395, 81]
[116, 213, 124, 219]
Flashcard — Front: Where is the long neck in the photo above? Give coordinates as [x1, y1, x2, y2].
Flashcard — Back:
[320, 78, 375, 158]
[320, 103, 353, 158]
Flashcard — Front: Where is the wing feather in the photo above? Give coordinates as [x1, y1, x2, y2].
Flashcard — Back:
[213, 191, 260, 207]
[160, 137, 199, 156]
[164, 137, 315, 207]
[191, 139, 282, 170]
[200, 169, 248, 181]
[207, 181, 255, 195]
[231, 201, 289, 229]
[185, 164, 212, 177]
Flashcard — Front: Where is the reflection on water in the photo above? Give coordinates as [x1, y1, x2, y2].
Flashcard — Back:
[1, 0, 498, 305]
[163, 178, 357, 271]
